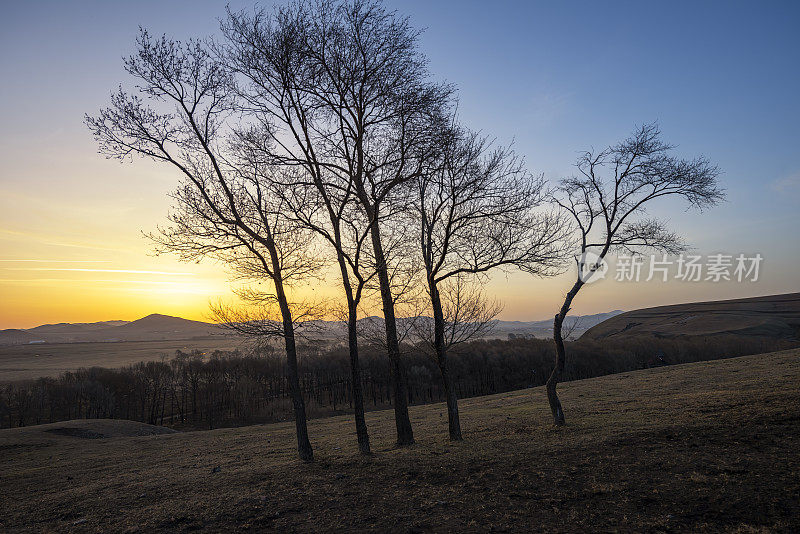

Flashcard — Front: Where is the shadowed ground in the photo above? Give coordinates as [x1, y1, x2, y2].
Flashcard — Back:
[1, 349, 798, 532]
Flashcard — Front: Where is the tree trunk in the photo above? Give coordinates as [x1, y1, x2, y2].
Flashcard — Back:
[280, 312, 314, 462]
[346, 302, 371, 454]
[547, 314, 566, 426]
[368, 215, 415, 446]
[334, 247, 371, 454]
[271, 260, 314, 462]
[547, 279, 583, 426]
[430, 282, 462, 440]
[439, 360, 462, 441]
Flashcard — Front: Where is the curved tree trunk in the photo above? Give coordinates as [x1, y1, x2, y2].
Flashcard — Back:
[314, 167, 371, 454]
[430, 282, 462, 440]
[548, 278, 583, 426]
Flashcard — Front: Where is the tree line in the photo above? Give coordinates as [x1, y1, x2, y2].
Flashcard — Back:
[85, 0, 723, 460]
[1, 334, 788, 431]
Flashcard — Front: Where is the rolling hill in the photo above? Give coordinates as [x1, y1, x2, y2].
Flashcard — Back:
[0, 314, 223, 345]
[102, 314, 221, 341]
[581, 292, 800, 341]
[28, 320, 129, 336]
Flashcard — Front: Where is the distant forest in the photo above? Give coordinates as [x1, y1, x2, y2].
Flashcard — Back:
[1, 335, 793, 430]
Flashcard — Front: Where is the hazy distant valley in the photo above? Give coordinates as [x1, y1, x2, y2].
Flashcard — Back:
[2, 294, 798, 384]
[0, 310, 625, 347]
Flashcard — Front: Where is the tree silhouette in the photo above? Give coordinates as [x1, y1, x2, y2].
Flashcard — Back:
[221, 0, 452, 446]
[414, 124, 568, 440]
[85, 30, 320, 461]
[546, 123, 724, 425]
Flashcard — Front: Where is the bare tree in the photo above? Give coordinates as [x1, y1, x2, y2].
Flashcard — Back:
[222, 0, 452, 446]
[560, 317, 582, 341]
[413, 274, 502, 346]
[271, 169, 378, 454]
[358, 274, 425, 355]
[85, 30, 319, 461]
[209, 288, 327, 345]
[436, 277, 503, 346]
[415, 125, 568, 440]
[546, 123, 724, 425]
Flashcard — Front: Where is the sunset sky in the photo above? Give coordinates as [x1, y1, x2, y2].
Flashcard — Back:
[1, 1, 799, 329]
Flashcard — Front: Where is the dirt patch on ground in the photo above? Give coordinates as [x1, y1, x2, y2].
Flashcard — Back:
[44, 427, 108, 439]
[0, 419, 177, 446]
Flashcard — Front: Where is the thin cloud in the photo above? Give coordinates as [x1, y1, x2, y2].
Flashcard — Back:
[4, 268, 195, 276]
[113, 286, 216, 295]
[0, 229, 28, 237]
[42, 241, 127, 252]
[0, 279, 194, 284]
[0, 259, 112, 263]
[771, 172, 800, 193]
[0, 228, 127, 252]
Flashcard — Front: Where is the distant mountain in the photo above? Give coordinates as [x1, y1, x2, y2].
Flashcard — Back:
[4, 294, 797, 350]
[27, 320, 131, 342]
[29, 320, 129, 333]
[0, 310, 625, 346]
[491, 311, 625, 340]
[104, 314, 219, 341]
[0, 314, 223, 345]
[581, 293, 800, 341]
[301, 311, 625, 342]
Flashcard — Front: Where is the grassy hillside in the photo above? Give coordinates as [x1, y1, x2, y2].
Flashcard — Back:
[582, 292, 800, 341]
[1, 349, 798, 532]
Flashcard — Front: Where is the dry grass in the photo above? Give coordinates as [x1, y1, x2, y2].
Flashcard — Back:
[1, 349, 798, 532]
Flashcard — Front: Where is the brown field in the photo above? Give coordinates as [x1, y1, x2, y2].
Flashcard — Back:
[0, 337, 244, 382]
[1, 349, 799, 532]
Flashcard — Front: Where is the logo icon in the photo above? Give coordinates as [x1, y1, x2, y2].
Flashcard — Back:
[577, 251, 608, 284]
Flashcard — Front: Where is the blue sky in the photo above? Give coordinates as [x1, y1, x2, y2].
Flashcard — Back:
[0, 1, 798, 327]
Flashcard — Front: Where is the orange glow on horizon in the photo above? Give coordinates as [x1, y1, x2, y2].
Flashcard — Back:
[0, 123, 793, 330]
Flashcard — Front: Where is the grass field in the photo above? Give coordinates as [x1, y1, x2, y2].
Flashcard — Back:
[1, 349, 798, 532]
[0, 337, 243, 382]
